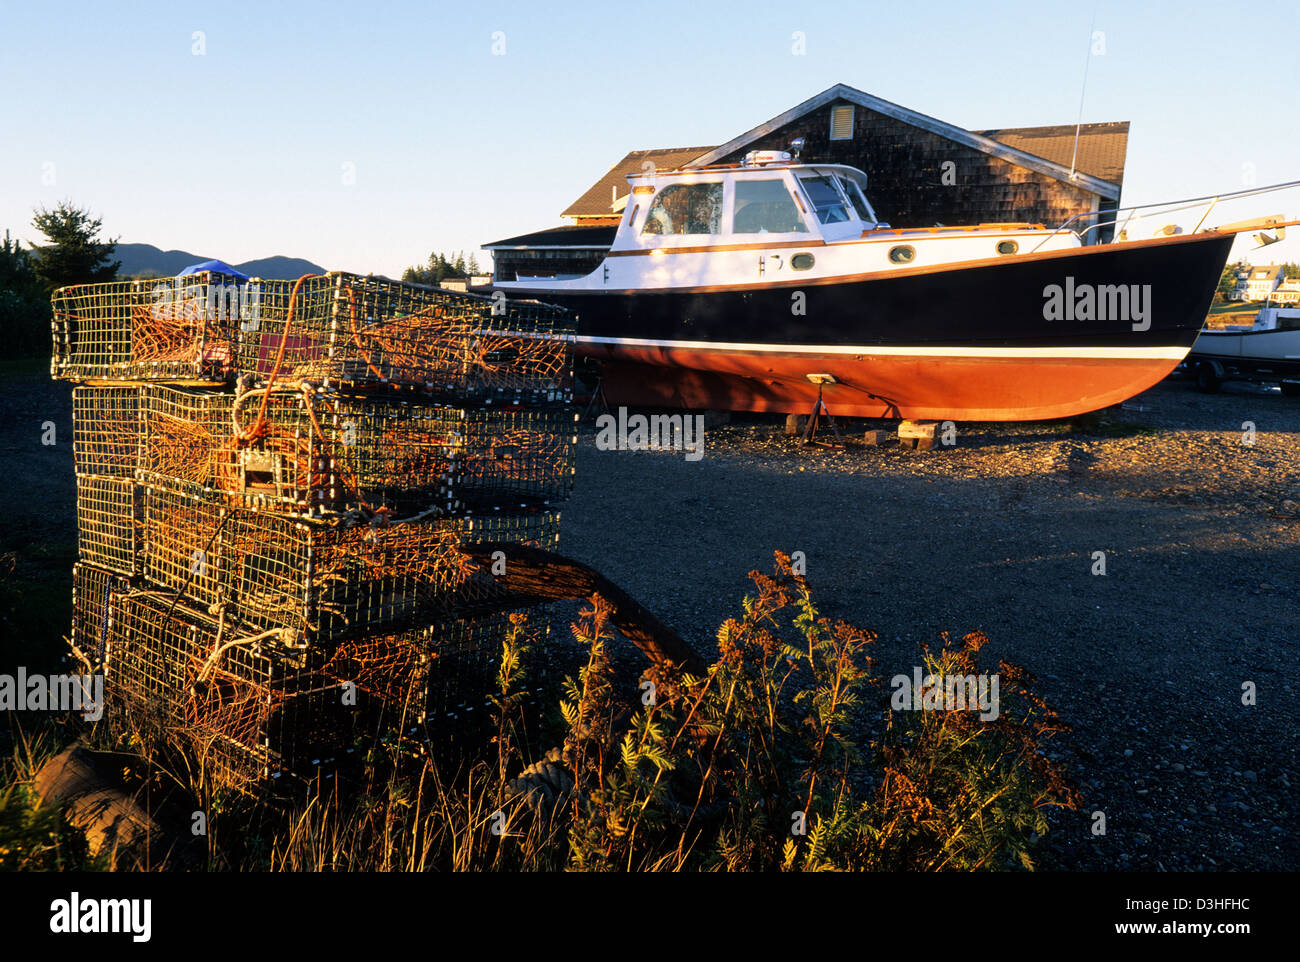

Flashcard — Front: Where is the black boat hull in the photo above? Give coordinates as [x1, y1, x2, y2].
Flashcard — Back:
[501, 231, 1235, 420]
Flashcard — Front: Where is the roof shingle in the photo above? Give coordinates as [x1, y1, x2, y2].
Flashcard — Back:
[562, 146, 715, 218]
[974, 122, 1130, 185]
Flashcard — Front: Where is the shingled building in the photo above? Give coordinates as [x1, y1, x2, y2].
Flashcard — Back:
[561, 83, 1127, 241]
[487, 83, 1129, 281]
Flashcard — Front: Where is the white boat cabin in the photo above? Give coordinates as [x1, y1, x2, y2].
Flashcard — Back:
[490, 151, 1082, 292]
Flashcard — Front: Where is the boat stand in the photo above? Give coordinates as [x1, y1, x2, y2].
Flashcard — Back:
[581, 376, 611, 421]
[802, 374, 844, 448]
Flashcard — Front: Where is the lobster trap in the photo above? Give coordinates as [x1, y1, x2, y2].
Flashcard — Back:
[57, 262, 577, 796]
[72, 385, 140, 477]
[458, 406, 578, 510]
[105, 590, 361, 788]
[51, 272, 244, 382]
[76, 475, 142, 576]
[69, 561, 133, 671]
[237, 273, 574, 405]
[139, 384, 461, 518]
[138, 384, 576, 518]
[99, 588, 557, 793]
[141, 483, 561, 644]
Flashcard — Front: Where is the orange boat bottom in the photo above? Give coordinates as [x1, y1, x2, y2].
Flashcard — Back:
[582, 345, 1182, 422]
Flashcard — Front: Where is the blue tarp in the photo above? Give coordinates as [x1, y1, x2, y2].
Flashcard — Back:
[178, 259, 249, 280]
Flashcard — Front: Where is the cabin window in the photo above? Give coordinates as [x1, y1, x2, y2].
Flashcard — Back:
[996, 240, 1019, 255]
[888, 245, 915, 264]
[641, 182, 723, 235]
[731, 179, 808, 234]
[797, 174, 851, 225]
[791, 253, 815, 270]
[830, 105, 854, 141]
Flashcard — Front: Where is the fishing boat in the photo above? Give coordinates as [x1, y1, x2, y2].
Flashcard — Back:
[1188, 304, 1300, 395]
[485, 146, 1287, 421]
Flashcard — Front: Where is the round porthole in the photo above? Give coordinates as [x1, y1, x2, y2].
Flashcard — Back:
[996, 240, 1019, 255]
[791, 253, 815, 271]
[888, 245, 916, 264]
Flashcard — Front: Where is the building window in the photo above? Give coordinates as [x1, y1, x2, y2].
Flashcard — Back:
[830, 105, 854, 141]
[641, 183, 723, 235]
[732, 179, 808, 234]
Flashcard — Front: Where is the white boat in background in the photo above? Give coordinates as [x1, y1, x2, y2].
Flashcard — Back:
[1188, 304, 1300, 395]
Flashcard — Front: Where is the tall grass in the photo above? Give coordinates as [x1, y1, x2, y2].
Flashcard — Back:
[225, 552, 1080, 871]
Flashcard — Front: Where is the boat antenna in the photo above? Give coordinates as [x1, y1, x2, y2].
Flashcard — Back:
[1069, 11, 1097, 181]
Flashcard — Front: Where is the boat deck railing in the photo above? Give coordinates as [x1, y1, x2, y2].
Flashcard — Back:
[1031, 179, 1300, 252]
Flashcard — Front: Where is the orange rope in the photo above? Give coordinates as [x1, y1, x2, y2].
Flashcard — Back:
[243, 273, 317, 443]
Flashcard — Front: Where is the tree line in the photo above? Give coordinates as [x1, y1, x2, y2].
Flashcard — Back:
[1, 202, 119, 358]
[400, 250, 483, 286]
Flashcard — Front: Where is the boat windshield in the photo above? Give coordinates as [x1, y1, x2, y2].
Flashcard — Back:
[837, 176, 875, 223]
[797, 173, 852, 225]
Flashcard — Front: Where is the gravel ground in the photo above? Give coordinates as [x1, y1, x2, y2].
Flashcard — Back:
[2, 361, 1295, 871]
[559, 375, 1299, 872]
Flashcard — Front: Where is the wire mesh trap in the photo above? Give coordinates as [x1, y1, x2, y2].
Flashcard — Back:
[57, 264, 577, 796]
[236, 273, 575, 405]
[76, 475, 143, 576]
[139, 384, 462, 518]
[105, 590, 358, 789]
[52, 272, 244, 382]
[69, 561, 133, 671]
[137, 385, 577, 518]
[99, 588, 558, 793]
[141, 483, 562, 644]
[73, 385, 140, 477]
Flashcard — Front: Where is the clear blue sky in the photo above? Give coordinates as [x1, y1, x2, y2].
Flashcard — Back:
[2, 0, 1297, 275]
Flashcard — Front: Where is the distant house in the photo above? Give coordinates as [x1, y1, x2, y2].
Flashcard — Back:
[558, 83, 1128, 241]
[1225, 266, 1251, 301]
[1243, 264, 1285, 301]
[1272, 277, 1300, 305]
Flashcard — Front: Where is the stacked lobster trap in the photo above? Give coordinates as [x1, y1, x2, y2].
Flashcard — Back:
[56, 270, 577, 793]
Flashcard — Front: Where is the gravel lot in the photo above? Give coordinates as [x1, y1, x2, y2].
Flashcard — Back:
[2, 361, 1295, 871]
[559, 376, 1299, 872]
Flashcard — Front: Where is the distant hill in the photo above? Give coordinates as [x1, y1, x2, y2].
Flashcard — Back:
[114, 243, 326, 279]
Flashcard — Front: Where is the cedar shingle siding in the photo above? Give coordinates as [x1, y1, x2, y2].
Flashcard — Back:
[714, 100, 1111, 238]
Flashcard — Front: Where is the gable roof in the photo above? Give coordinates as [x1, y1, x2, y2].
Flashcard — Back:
[1249, 264, 1284, 279]
[562, 146, 714, 219]
[973, 122, 1129, 186]
[690, 83, 1122, 200]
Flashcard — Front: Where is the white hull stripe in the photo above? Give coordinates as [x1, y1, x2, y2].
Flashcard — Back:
[577, 335, 1190, 360]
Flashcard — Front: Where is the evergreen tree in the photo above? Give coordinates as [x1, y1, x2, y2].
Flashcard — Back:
[401, 249, 479, 286]
[29, 202, 119, 293]
[0, 229, 54, 357]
